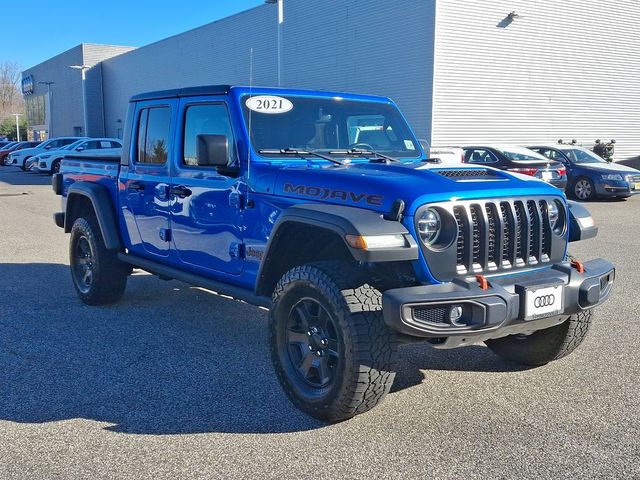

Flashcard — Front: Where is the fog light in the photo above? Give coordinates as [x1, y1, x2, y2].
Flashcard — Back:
[449, 305, 463, 324]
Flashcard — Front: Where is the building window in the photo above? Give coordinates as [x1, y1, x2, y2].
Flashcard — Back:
[25, 95, 46, 126]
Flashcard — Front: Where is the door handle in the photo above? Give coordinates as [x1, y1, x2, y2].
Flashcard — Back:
[170, 185, 193, 198]
[128, 182, 145, 191]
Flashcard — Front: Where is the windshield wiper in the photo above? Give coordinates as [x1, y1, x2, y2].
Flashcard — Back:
[329, 148, 401, 163]
[258, 148, 344, 165]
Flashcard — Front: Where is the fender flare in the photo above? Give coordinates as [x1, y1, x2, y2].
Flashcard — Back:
[256, 203, 418, 294]
[64, 182, 122, 250]
[567, 200, 598, 242]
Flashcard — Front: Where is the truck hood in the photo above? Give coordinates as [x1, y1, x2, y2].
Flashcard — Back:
[263, 161, 564, 215]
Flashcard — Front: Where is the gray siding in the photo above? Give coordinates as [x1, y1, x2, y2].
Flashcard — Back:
[101, 0, 436, 139]
[431, 0, 640, 160]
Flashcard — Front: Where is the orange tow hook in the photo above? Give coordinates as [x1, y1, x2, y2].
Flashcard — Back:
[570, 258, 585, 273]
[475, 274, 490, 290]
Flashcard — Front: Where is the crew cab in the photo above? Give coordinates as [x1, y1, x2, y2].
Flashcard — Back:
[53, 85, 615, 423]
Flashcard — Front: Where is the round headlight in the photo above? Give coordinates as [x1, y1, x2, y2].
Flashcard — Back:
[418, 208, 441, 246]
[547, 201, 559, 229]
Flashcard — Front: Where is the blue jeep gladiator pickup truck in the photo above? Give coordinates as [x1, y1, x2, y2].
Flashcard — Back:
[53, 85, 615, 422]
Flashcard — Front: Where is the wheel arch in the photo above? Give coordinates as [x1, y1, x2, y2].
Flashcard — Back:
[64, 182, 122, 250]
[255, 204, 418, 297]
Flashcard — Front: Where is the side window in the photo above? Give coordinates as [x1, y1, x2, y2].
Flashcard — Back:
[85, 141, 100, 150]
[99, 141, 112, 149]
[137, 107, 171, 164]
[183, 104, 234, 167]
[109, 141, 122, 148]
[47, 140, 61, 148]
[466, 149, 497, 164]
[60, 139, 76, 146]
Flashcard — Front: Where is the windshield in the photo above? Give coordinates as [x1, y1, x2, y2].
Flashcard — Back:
[563, 148, 607, 164]
[242, 95, 420, 159]
[497, 146, 547, 162]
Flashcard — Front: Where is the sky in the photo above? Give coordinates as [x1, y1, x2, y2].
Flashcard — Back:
[4, 0, 266, 70]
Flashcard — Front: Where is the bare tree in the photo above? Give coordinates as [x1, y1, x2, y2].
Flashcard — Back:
[0, 61, 25, 122]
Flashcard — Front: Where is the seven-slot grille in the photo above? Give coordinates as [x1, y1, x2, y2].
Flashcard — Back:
[452, 199, 553, 274]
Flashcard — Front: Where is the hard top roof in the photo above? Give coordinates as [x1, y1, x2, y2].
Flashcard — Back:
[129, 85, 392, 103]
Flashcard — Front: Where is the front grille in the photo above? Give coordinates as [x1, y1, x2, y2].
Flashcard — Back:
[453, 199, 553, 274]
[627, 174, 640, 183]
[412, 306, 448, 324]
[437, 169, 496, 179]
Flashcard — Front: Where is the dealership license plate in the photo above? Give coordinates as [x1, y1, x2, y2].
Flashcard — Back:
[541, 171, 553, 181]
[524, 284, 564, 320]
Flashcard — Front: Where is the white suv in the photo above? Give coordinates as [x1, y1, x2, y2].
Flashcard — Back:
[9, 137, 84, 170]
[36, 138, 122, 174]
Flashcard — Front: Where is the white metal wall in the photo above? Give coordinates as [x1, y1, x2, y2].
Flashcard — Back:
[101, 0, 436, 140]
[431, 0, 640, 160]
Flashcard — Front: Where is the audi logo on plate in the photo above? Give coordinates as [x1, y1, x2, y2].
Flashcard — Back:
[534, 294, 555, 308]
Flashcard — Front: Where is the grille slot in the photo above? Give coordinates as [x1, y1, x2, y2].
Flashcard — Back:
[437, 169, 496, 178]
[412, 306, 449, 324]
[453, 199, 552, 275]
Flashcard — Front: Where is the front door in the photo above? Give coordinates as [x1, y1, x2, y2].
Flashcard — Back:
[122, 102, 174, 257]
[170, 99, 244, 275]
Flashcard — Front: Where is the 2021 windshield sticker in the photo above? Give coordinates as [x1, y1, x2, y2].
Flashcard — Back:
[246, 95, 293, 114]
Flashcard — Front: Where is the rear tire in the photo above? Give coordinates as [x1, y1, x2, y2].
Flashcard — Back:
[69, 215, 129, 305]
[270, 261, 398, 423]
[485, 310, 593, 366]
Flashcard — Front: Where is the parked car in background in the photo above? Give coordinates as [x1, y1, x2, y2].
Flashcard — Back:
[462, 144, 567, 190]
[429, 145, 464, 164]
[529, 144, 640, 200]
[0, 141, 15, 149]
[8, 137, 83, 170]
[36, 138, 122, 174]
[1, 141, 41, 166]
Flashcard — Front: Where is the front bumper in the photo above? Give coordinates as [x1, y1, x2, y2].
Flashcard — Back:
[595, 179, 634, 197]
[383, 258, 614, 347]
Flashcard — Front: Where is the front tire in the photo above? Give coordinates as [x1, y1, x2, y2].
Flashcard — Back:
[270, 262, 398, 423]
[69, 216, 129, 305]
[20, 157, 32, 171]
[573, 177, 595, 201]
[485, 310, 593, 366]
[51, 159, 61, 174]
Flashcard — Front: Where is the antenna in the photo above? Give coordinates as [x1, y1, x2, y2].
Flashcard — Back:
[247, 47, 254, 185]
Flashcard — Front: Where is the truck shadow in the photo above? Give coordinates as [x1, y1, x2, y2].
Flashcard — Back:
[0, 169, 52, 186]
[0, 263, 524, 435]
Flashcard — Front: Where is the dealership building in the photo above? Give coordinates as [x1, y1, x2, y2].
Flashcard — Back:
[21, 0, 640, 159]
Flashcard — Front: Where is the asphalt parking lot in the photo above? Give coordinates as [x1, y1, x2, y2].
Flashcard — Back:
[0, 168, 639, 479]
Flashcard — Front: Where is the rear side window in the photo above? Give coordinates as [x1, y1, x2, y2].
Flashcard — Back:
[137, 107, 171, 164]
[183, 104, 235, 167]
[465, 148, 498, 164]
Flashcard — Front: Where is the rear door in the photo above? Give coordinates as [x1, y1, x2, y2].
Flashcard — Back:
[169, 98, 244, 275]
[122, 101, 175, 258]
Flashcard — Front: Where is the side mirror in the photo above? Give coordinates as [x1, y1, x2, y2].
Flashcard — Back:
[45, 145, 53, 150]
[76, 146, 85, 152]
[196, 134, 229, 167]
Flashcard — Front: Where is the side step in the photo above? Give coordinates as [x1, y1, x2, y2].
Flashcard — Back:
[117, 253, 271, 309]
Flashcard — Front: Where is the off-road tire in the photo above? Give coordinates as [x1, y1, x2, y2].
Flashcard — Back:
[485, 309, 593, 366]
[270, 261, 399, 423]
[69, 215, 129, 305]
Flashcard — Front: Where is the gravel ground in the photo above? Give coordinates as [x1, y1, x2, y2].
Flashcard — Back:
[0, 168, 639, 479]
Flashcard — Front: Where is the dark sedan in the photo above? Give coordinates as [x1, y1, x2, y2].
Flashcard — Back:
[529, 145, 640, 200]
[462, 145, 567, 189]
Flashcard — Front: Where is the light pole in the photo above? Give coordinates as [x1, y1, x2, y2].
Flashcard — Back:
[69, 65, 90, 135]
[13, 113, 23, 142]
[38, 81, 55, 137]
[265, 0, 284, 86]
